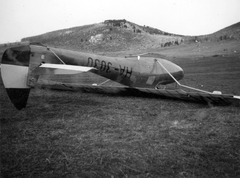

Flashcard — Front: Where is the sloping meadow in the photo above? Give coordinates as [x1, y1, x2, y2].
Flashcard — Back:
[1, 85, 240, 177]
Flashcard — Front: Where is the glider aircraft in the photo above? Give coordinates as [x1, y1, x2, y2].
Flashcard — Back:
[0, 42, 240, 110]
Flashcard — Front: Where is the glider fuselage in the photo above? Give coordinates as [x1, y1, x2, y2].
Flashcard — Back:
[28, 45, 184, 88]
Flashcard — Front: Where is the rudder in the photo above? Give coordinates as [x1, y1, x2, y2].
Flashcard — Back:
[1, 45, 31, 110]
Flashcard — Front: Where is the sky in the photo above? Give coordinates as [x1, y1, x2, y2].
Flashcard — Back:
[0, 0, 240, 43]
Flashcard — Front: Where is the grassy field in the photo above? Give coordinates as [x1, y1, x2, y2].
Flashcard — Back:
[1, 42, 240, 177]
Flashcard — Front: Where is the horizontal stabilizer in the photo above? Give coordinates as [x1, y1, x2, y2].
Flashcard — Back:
[36, 64, 97, 75]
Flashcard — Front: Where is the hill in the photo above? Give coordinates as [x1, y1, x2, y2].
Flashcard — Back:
[1, 20, 240, 61]
[185, 22, 240, 43]
[20, 19, 240, 53]
[21, 19, 183, 52]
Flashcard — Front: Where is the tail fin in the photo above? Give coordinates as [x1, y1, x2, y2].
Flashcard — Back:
[1, 45, 31, 110]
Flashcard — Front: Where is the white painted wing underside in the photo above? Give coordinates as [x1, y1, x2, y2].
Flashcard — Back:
[39, 64, 96, 75]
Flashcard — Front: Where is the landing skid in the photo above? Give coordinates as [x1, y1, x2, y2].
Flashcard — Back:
[155, 82, 179, 90]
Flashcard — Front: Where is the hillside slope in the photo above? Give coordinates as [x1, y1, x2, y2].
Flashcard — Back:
[21, 20, 183, 52]
[0, 20, 239, 56]
[185, 22, 240, 43]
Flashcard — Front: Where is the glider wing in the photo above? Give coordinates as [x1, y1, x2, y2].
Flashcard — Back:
[39, 82, 240, 105]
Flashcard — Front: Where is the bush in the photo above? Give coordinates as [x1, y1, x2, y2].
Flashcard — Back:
[136, 29, 141, 33]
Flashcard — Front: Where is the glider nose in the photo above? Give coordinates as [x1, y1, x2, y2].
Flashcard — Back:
[173, 65, 184, 81]
[157, 59, 184, 83]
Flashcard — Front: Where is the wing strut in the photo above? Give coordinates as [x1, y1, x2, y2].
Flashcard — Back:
[47, 47, 66, 64]
[156, 59, 213, 94]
